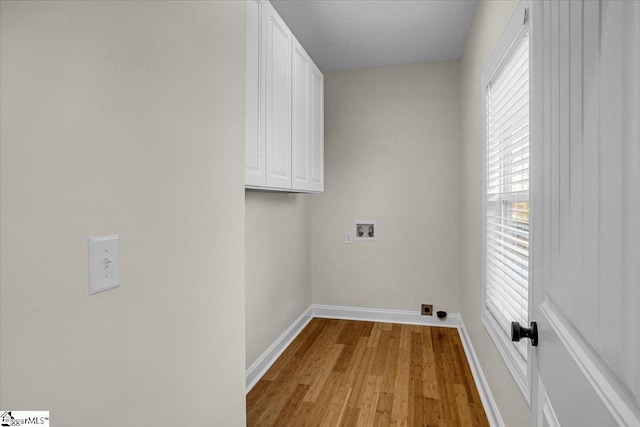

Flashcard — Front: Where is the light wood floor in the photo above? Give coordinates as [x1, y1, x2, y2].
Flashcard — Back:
[246, 318, 489, 427]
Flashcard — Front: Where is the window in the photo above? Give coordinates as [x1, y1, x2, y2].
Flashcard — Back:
[482, 1, 531, 403]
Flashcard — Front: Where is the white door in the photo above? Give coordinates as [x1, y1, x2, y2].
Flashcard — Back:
[291, 37, 311, 191]
[264, 1, 292, 189]
[529, 1, 640, 425]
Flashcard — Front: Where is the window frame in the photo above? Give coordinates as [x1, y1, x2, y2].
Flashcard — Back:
[481, 0, 533, 405]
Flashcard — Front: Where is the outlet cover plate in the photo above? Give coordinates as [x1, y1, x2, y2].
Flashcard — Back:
[421, 304, 433, 316]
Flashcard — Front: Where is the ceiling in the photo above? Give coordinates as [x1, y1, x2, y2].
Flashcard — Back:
[271, 0, 478, 72]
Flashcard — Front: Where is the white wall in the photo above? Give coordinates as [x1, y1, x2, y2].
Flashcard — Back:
[460, 1, 531, 425]
[0, 2, 247, 425]
[245, 192, 311, 369]
[312, 61, 461, 314]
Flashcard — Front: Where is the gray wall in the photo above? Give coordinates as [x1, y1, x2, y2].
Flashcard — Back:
[245, 193, 312, 369]
[312, 61, 462, 313]
[460, 1, 531, 425]
[0, 1, 247, 425]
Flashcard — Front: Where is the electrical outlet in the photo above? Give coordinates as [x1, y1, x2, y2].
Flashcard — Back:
[421, 304, 433, 316]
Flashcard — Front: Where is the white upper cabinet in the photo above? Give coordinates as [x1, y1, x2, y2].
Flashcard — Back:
[291, 38, 311, 191]
[245, 0, 265, 187]
[309, 62, 324, 192]
[245, 0, 324, 193]
[291, 40, 324, 192]
[264, 1, 292, 189]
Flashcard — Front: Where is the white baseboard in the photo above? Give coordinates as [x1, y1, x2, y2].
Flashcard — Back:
[457, 317, 505, 427]
[311, 303, 460, 328]
[245, 304, 504, 427]
[245, 306, 313, 393]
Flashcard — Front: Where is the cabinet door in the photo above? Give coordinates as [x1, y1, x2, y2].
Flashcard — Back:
[309, 62, 324, 192]
[245, 0, 265, 187]
[264, 2, 292, 189]
[291, 38, 311, 191]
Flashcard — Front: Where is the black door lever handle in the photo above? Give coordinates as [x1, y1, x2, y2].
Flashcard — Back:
[511, 321, 538, 346]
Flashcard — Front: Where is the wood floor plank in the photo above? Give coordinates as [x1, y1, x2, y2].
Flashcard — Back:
[262, 318, 323, 381]
[246, 319, 489, 427]
[253, 377, 305, 426]
[390, 325, 411, 426]
[321, 383, 352, 426]
[298, 320, 343, 387]
[421, 326, 439, 399]
[358, 321, 374, 338]
[409, 377, 424, 427]
[367, 322, 382, 348]
[408, 331, 424, 427]
[247, 380, 280, 424]
[470, 402, 491, 427]
[453, 383, 474, 427]
[337, 320, 357, 344]
[334, 323, 363, 373]
[273, 383, 310, 423]
[295, 319, 328, 357]
[355, 374, 382, 427]
[339, 336, 369, 385]
[379, 322, 393, 331]
[432, 328, 456, 425]
[345, 342, 377, 408]
[252, 328, 334, 425]
[246, 379, 274, 422]
[248, 321, 333, 425]
[370, 329, 391, 376]
[380, 324, 400, 393]
[247, 378, 271, 409]
[305, 371, 344, 426]
[373, 391, 393, 426]
[339, 406, 360, 427]
[424, 396, 442, 426]
[287, 401, 314, 426]
[303, 342, 345, 403]
[452, 331, 480, 406]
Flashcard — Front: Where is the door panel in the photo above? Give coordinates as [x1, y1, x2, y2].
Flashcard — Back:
[531, 0, 640, 425]
[620, 0, 640, 405]
[536, 376, 560, 427]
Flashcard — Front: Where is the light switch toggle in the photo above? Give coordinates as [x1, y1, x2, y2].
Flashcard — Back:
[88, 235, 121, 295]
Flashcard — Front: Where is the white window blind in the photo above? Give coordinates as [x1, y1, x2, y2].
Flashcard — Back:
[485, 32, 530, 368]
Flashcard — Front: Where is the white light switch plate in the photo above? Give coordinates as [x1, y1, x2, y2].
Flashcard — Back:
[345, 231, 353, 244]
[88, 235, 121, 295]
